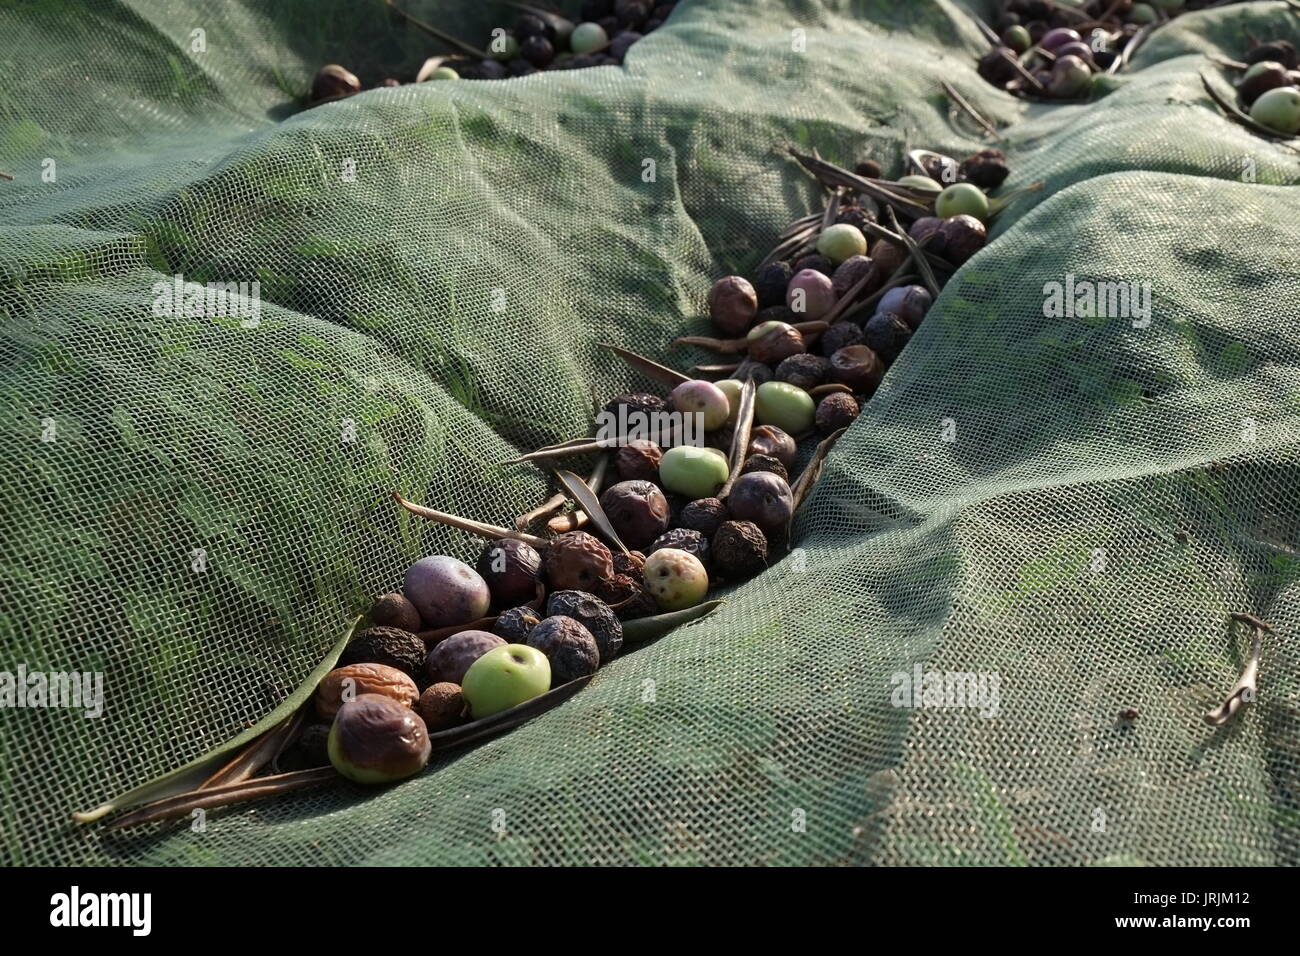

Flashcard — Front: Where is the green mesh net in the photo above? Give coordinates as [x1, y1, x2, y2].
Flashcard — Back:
[2, 0, 1298, 866]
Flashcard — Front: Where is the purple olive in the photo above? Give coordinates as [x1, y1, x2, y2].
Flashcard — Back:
[727, 471, 794, 536]
[876, 284, 932, 330]
[1040, 28, 1081, 53]
[404, 556, 491, 627]
[425, 630, 505, 684]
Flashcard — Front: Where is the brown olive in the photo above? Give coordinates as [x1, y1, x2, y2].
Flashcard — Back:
[328, 694, 431, 784]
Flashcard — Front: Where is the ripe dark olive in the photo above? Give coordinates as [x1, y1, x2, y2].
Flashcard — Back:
[328, 694, 431, 784]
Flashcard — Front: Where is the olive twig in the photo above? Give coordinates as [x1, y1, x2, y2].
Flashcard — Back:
[759, 223, 820, 268]
[675, 320, 828, 355]
[72, 617, 361, 824]
[942, 81, 1004, 142]
[820, 188, 843, 232]
[381, 0, 490, 59]
[392, 492, 549, 548]
[690, 362, 741, 377]
[809, 383, 853, 399]
[778, 212, 823, 240]
[1204, 614, 1271, 726]
[417, 615, 499, 644]
[0, 171, 13, 181]
[508, 438, 619, 463]
[515, 455, 606, 529]
[1114, 23, 1155, 74]
[107, 767, 338, 830]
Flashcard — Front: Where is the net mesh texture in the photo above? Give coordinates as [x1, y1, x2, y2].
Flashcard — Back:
[1, 0, 1298, 866]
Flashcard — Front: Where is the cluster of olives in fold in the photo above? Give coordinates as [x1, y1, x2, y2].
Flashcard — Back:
[1234, 40, 1300, 136]
[309, 1, 675, 104]
[979, 1, 1235, 101]
[704, 151, 1005, 440]
[295, 527, 643, 784]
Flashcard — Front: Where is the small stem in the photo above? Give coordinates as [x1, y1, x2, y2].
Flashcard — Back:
[791, 428, 847, 513]
[508, 438, 619, 463]
[691, 362, 741, 377]
[107, 767, 337, 830]
[884, 207, 942, 299]
[809, 383, 853, 399]
[0, 171, 13, 181]
[759, 224, 819, 268]
[418, 615, 499, 644]
[382, 0, 490, 58]
[393, 492, 549, 548]
[1204, 615, 1269, 726]
[942, 81, 1003, 141]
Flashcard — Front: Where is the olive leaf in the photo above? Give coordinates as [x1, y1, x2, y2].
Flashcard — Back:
[792, 427, 847, 513]
[622, 601, 725, 646]
[426, 674, 594, 753]
[599, 342, 690, 387]
[393, 491, 549, 548]
[107, 767, 338, 831]
[719, 378, 756, 499]
[554, 469, 629, 554]
[72, 616, 362, 824]
[199, 707, 305, 790]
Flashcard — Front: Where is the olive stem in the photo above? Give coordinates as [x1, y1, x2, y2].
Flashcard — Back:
[820, 188, 842, 232]
[1199, 72, 1300, 152]
[508, 438, 620, 463]
[884, 207, 942, 300]
[790, 151, 932, 217]
[418, 615, 499, 644]
[809, 383, 852, 399]
[942, 81, 1004, 141]
[553, 468, 629, 553]
[778, 212, 823, 240]
[759, 223, 820, 269]
[107, 767, 337, 830]
[381, 0, 491, 58]
[0, 171, 13, 181]
[691, 362, 741, 377]
[1204, 614, 1270, 726]
[392, 492, 549, 548]
[675, 321, 828, 355]
[719, 378, 757, 499]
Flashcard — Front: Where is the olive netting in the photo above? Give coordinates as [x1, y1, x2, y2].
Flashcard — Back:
[1, 0, 1298, 866]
